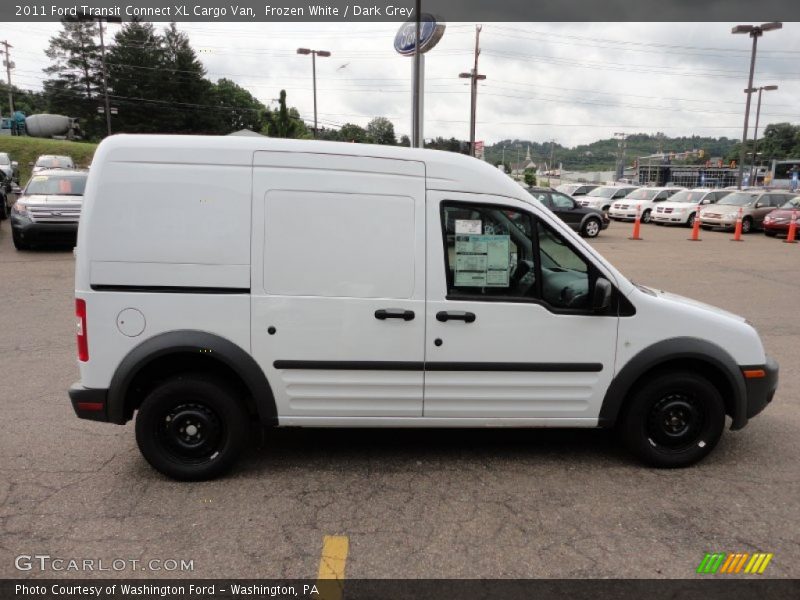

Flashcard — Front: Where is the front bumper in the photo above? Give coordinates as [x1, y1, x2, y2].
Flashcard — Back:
[652, 212, 690, 224]
[11, 215, 78, 245]
[699, 216, 736, 229]
[69, 383, 110, 422]
[763, 221, 790, 234]
[742, 356, 779, 421]
[607, 209, 638, 221]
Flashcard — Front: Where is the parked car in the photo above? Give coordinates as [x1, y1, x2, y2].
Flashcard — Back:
[554, 183, 599, 197]
[30, 155, 75, 174]
[608, 187, 683, 223]
[576, 185, 640, 212]
[67, 135, 777, 480]
[651, 189, 731, 227]
[699, 190, 793, 233]
[527, 186, 609, 237]
[763, 195, 800, 237]
[0, 151, 20, 187]
[10, 169, 87, 249]
[0, 173, 8, 220]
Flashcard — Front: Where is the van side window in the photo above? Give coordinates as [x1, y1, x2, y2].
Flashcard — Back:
[441, 203, 593, 311]
[441, 204, 537, 299]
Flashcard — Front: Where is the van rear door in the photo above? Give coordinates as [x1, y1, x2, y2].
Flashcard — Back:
[251, 151, 426, 422]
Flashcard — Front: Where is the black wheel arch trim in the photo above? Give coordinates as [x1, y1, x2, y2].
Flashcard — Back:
[598, 337, 747, 430]
[107, 330, 277, 426]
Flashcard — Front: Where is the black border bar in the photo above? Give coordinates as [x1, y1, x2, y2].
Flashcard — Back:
[3, 0, 798, 22]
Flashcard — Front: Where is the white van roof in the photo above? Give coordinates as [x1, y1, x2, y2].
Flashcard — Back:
[92, 134, 524, 198]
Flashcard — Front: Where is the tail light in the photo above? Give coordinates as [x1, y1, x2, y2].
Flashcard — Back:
[76, 298, 88, 362]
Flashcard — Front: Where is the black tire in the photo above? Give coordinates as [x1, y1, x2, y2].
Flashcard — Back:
[741, 217, 753, 234]
[12, 229, 30, 250]
[135, 374, 250, 481]
[0, 197, 8, 221]
[619, 371, 725, 468]
[641, 209, 652, 224]
[581, 217, 602, 238]
[686, 213, 695, 228]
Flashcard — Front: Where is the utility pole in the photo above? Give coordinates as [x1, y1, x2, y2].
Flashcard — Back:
[78, 15, 121, 137]
[731, 22, 782, 189]
[614, 132, 627, 182]
[1, 40, 14, 118]
[297, 48, 331, 138]
[747, 84, 778, 185]
[459, 25, 485, 157]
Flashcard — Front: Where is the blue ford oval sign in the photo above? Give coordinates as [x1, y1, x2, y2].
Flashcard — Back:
[394, 14, 446, 56]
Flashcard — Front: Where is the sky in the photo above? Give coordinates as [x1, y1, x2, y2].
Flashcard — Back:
[4, 21, 800, 147]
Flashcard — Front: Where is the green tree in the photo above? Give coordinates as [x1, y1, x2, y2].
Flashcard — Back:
[42, 19, 104, 138]
[758, 123, 800, 161]
[523, 167, 537, 187]
[106, 19, 164, 134]
[366, 117, 396, 145]
[398, 134, 411, 147]
[263, 89, 309, 138]
[338, 122, 367, 143]
[213, 78, 267, 134]
[160, 22, 216, 133]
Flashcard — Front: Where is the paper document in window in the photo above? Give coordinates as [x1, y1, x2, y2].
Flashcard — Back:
[454, 234, 510, 287]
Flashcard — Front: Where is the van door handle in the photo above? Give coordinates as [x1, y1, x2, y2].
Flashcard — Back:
[375, 309, 415, 321]
[436, 311, 476, 323]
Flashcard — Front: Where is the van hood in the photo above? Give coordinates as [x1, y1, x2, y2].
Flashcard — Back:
[21, 194, 83, 205]
[703, 203, 751, 215]
[651, 287, 746, 322]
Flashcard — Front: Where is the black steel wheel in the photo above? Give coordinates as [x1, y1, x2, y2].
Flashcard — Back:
[620, 371, 725, 468]
[135, 375, 250, 480]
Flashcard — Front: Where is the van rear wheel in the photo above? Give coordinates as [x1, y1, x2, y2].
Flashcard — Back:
[620, 371, 725, 468]
[135, 375, 250, 481]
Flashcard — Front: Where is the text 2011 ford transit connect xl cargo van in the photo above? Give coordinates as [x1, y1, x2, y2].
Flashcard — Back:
[68, 135, 778, 480]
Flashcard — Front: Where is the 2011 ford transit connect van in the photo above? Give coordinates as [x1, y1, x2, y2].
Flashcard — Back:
[68, 135, 778, 480]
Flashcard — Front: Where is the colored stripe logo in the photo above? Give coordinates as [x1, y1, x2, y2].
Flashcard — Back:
[697, 552, 773, 574]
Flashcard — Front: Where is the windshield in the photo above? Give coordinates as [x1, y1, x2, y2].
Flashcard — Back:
[718, 192, 757, 207]
[24, 174, 87, 196]
[625, 189, 659, 200]
[587, 187, 617, 198]
[556, 184, 578, 194]
[35, 156, 74, 169]
[0, 154, 10, 165]
[780, 197, 800, 209]
[669, 191, 705, 204]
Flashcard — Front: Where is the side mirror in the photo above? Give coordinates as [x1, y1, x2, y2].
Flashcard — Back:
[755, 202, 763, 208]
[592, 278, 613, 313]
[11, 161, 18, 168]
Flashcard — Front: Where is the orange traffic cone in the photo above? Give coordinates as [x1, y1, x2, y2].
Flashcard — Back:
[688, 206, 702, 241]
[629, 205, 642, 240]
[785, 210, 798, 244]
[731, 207, 743, 242]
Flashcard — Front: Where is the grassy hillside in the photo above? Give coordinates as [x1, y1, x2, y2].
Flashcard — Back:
[0, 136, 97, 185]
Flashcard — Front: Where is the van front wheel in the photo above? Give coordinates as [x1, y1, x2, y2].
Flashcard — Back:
[135, 375, 250, 481]
[620, 371, 725, 468]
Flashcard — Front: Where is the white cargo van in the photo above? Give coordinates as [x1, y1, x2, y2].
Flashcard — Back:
[69, 135, 778, 480]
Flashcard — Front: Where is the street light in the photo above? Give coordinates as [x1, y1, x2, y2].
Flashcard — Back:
[732, 22, 782, 189]
[297, 48, 331, 138]
[745, 85, 778, 185]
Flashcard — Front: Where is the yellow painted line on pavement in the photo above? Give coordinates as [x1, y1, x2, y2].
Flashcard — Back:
[316, 535, 349, 600]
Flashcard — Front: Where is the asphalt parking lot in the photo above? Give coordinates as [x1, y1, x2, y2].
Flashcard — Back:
[0, 217, 798, 580]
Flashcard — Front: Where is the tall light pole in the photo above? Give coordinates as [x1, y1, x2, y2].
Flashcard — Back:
[746, 84, 778, 185]
[297, 48, 330, 138]
[732, 22, 782, 189]
[459, 25, 485, 157]
[1, 40, 14, 118]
